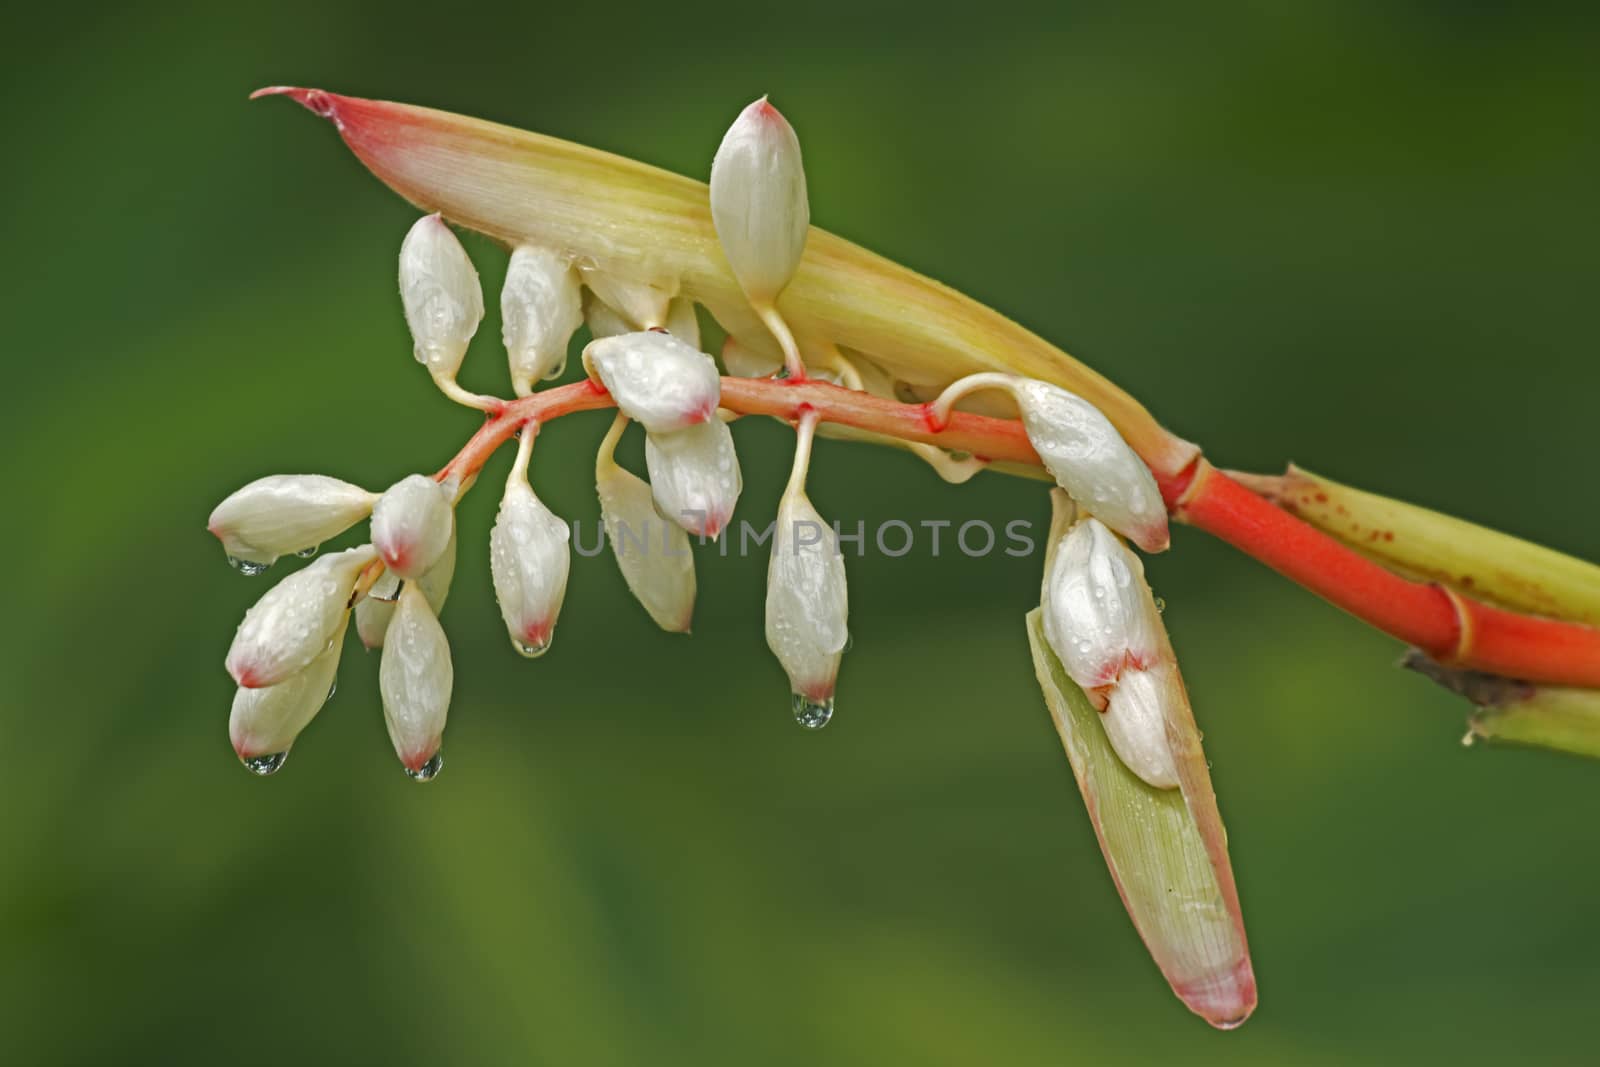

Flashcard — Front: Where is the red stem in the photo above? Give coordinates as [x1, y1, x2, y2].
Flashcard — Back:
[440, 376, 1600, 689]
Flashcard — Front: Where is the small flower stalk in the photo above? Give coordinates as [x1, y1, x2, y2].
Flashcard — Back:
[208, 474, 377, 571]
[488, 427, 571, 656]
[765, 412, 848, 727]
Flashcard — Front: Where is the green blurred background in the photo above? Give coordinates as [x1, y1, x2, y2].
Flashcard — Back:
[6, 1, 1600, 1062]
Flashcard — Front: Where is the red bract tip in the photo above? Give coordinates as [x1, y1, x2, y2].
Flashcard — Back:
[250, 86, 340, 122]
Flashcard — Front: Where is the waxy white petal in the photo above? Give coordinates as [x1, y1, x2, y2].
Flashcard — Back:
[1041, 517, 1162, 692]
[399, 213, 484, 382]
[644, 419, 742, 539]
[1014, 379, 1169, 553]
[577, 266, 672, 329]
[710, 97, 809, 307]
[765, 490, 848, 700]
[226, 545, 376, 688]
[584, 331, 721, 433]
[596, 456, 695, 632]
[208, 474, 376, 565]
[379, 582, 452, 771]
[371, 474, 454, 579]
[229, 616, 348, 759]
[502, 245, 583, 394]
[489, 477, 571, 653]
[1103, 664, 1182, 790]
[583, 292, 633, 340]
[719, 335, 782, 379]
[664, 297, 701, 349]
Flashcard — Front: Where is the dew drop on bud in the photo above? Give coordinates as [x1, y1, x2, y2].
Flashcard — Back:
[405, 752, 444, 781]
[227, 555, 270, 576]
[296, 545, 320, 559]
[791, 693, 834, 730]
[325, 678, 337, 702]
[515, 637, 552, 659]
[1154, 596, 1167, 614]
[241, 751, 288, 776]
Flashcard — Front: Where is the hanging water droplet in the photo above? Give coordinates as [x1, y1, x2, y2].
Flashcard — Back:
[227, 555, 270, 576]
[295, 544, 320, 559]
[405, 752, 444, 781]
[842, 631, 854, 654]
[515, 636, 552, 659]
[791, 693, 834, 729]
[325, 677, 338, 702]
[1154, 596, 1167, 614]
[241, 751, 288, 776]
[542, 355, 569, 381]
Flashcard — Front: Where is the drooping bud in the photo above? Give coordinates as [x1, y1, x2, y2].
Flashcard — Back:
[371, 474, 454, 579]
[1102, 663, 1182, 789]
[1041, 517, 1162, 693]
[577, 266, 672, 329]
[583, 331, 720, 433]
[355, 531, 456, 649]
[398, 213, 484, 383]
[229, 616, 349, 770]
[379, 582, 452, 779]
[489, 451, 571, 657]
[502, 245, 583, 395]
[208, 474, 376, 568]
[596, 416, 696, 632]
[664, 297, 701, 349]
[766, 486, 849, 718]
[226, 545, 377, 688]
[1012, 380, 1169, 553]
[720, 335, 782, 379]
[644, 418, 743, 539]
[710, 97, 809, 308]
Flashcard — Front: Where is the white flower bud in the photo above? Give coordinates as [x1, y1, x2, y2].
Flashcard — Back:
[502, 245, 583, 394]
[1013, 380, 1169, 553]
[577, 266, 672, 329]
[720, 335, 782, 379]
[584, 331, 721, 433]
[399, 213, 484, 382]
[229, 616, 348, 764]
[208, 474, 376, 567]
[765, 489, 848, 702]
[664, 297, 701, 350]
[597, 452, 695, 632]
[644, 419, 742, 539]
[355, 532, 456, 650]
[379, 582, 452, 775]
[710, 97, 809, 307]
[371, 474, 454, 579]
[583, 292, 633, 340]
[489, 474, 571, 656]
[226, 545, 376, 688]
[1041, 518, 1162, 692]
[1102, 664, 1182, 790]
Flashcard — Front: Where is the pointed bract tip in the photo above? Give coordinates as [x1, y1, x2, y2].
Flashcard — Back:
[1177, 959, 1258, 1030]
[249, 86, 339, 119]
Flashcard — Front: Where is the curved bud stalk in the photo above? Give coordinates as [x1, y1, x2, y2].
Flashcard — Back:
[208, 474, 376, 568]
[355, 532, 456, 649]
[489, 428, 571, 656]
[229, 616, 349, 771]
[226, 545, 377, 688]
[1025, 610, 1254, 1028]
[399, 213, 484, 386]
[765, 413, 848, 725]
[595, 415, 696, 632]
[578, 266, 673, 329]
[583, 331, 720, 433]
[371, 473, 455, 579]
[379, 582, 452, 778]
[644, 418, 742, 539]
[502, 245, 583, 395]
[932, 373, 1168, 552]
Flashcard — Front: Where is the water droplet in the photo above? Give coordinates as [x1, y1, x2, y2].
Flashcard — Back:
[406, 752, 444, 781]
[842, 631, 854, 654]
[1153, 597, 1166, 614]
[515, 636, 552, 659]
[227, 555, 270, 576]
[325, 677, 338, 702]
[295, 544, 320, 559]
[791, 693, 834, 729]
[241, 751, 288, 776]
[542, 355, 569, 381]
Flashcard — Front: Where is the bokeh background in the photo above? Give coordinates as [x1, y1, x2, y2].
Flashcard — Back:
[6, 1, 1600, 1062]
